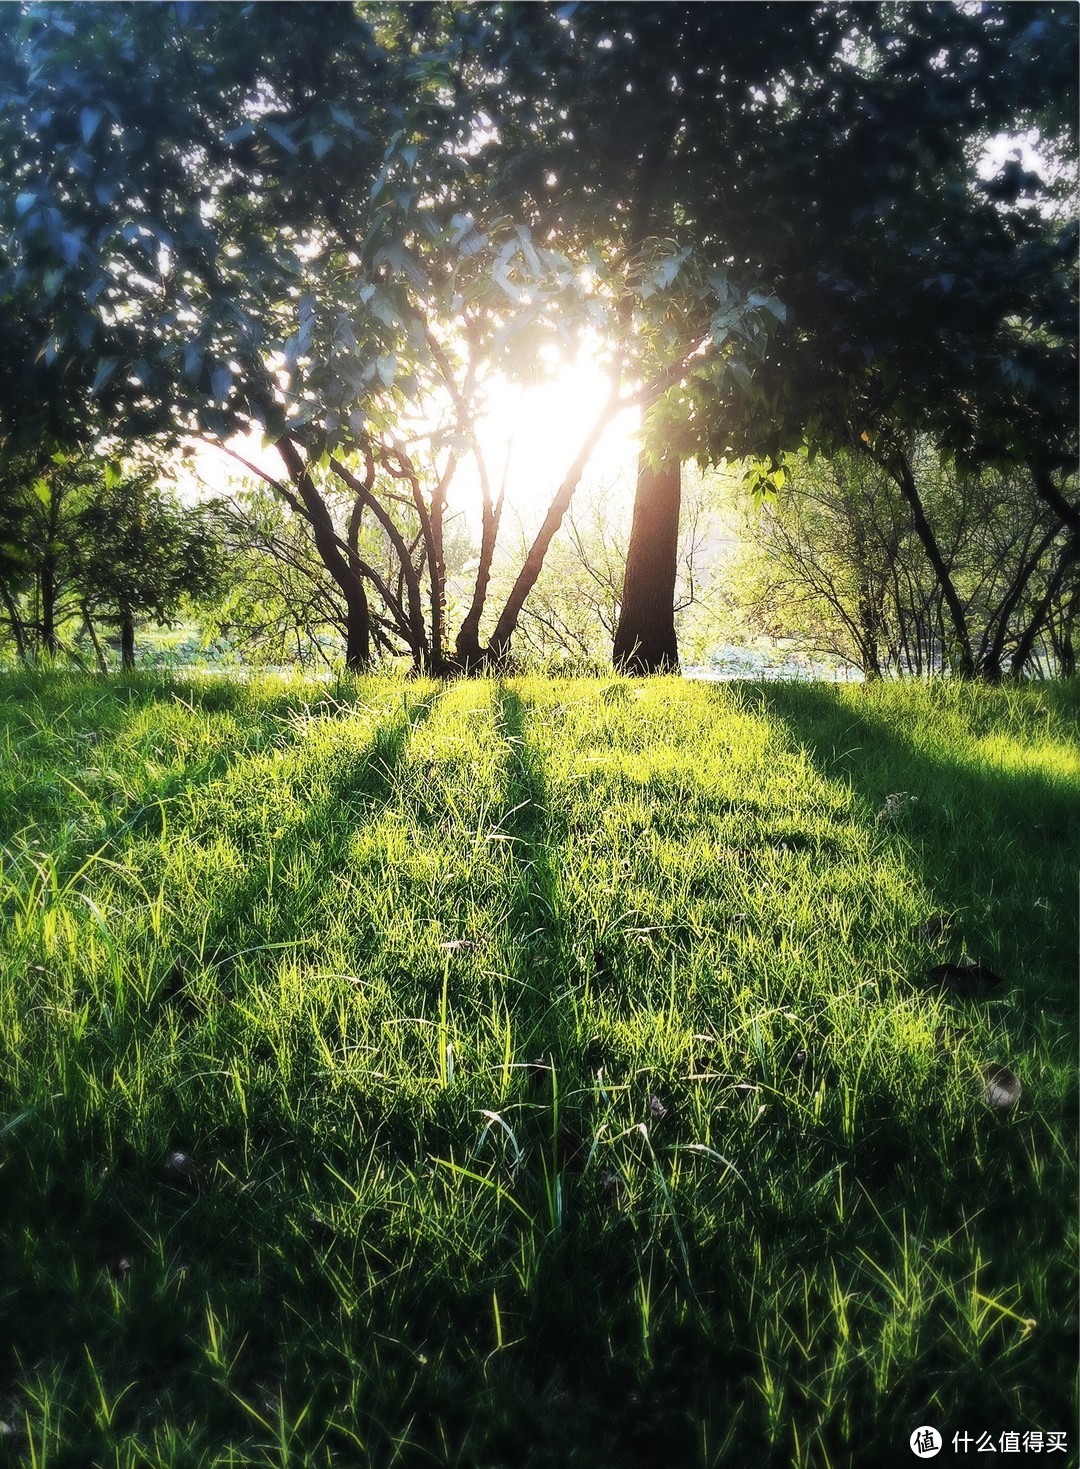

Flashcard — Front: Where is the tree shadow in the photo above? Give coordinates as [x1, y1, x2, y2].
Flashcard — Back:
[165, 687, 443, 987]
[740, 681, 1077, 997]
[0, 671, 371, 856]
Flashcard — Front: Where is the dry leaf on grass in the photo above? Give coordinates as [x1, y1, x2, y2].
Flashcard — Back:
[165, 1150, 205, 1189]
[983, 1063, 1021, 1112]
[928, 961, 1006, 998]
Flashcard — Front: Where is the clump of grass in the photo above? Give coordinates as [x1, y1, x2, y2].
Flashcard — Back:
[0, 670, 1075, 1466]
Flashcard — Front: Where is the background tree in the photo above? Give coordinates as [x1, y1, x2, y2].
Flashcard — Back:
[0, 449, 98, 662]
[730, 444, 1076, 679]
[73, 471, 222, 669]
[490, 1, 1077, 671]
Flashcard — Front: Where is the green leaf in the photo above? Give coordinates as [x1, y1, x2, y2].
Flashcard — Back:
[265, 122, 299, 157]
[90, 358, 117, 396]
[729, 357, 753, 393]
[79, 107, 102, 144]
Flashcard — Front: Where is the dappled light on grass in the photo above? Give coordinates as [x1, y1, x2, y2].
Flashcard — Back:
[0, 673, 1075, 1465]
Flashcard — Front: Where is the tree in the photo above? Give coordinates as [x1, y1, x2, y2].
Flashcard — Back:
[0, 450, 220, 668]
[73, 471, 222, 669]
[731, 444, 1076, 679]
[0, 449, 99, 662]
[489, 2, 1078, 670]
[0, 3, 778, 674]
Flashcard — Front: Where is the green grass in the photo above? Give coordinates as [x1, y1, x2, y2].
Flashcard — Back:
[0, 670, 1076, 1468]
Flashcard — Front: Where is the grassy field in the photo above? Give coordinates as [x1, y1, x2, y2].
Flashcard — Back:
[0, 671, 1076, 1468]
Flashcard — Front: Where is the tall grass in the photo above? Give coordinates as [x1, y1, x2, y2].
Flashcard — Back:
[0, 671, 1075, 1466]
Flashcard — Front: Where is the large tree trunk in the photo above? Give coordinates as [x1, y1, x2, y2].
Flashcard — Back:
[612, 446, 681, 674]
[120, 606, 135, 670]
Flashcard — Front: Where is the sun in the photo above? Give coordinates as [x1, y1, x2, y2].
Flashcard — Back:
[471, 359, 640, 519]
[182, 356, 641, 532]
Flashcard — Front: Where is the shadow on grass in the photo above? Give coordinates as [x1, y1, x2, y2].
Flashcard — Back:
[171, 687, 442, 985]
[743, 681, 1077, 995]
[0, 671, 363, 856]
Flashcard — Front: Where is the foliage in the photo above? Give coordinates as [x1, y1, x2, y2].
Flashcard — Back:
[0, 449, 221, 667]
[0, 2, 780, 672]
[480, 2, 1077, 670]
[74, 472, 222, 653]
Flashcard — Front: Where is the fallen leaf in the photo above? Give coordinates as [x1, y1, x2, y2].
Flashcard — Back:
[983, 1063, 1021, 1112]
[929, 962, 1006, 998]
[165, 1150, 204, 1189]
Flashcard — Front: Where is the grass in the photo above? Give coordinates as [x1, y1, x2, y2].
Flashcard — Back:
[0, 669, 1075, 1467]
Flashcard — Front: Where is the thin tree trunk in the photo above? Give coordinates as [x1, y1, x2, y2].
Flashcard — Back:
[888, 451, 974, 676]
[41, 553, 58, 658]
[979, 519, 1062, 680]
[81, 603, 108, 673]
[1032, 465, 1079, 535]
[328, 450, 425, 663]
[0, 583, 28, 663]
[1009, 533, 1078, 678]
[456, 445, 505, 669]
[613, 444, 682, 674]
[486, 390, 623, 664]
[275, 437, 379, 671]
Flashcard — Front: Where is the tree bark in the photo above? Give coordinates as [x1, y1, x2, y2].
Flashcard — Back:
[120, 605, 135, 670]
[275, 437, 381, 671]
[344, 588, 370, 671]
[612, 445, 682, 674]
[485, 391, 623, 664]
[0, 582, 28, 663]
[81, 603, 108, 673]
[1031, 465, 1079, 535]
[1009, 531, 1079, 678]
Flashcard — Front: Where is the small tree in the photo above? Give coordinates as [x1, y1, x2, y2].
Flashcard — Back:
[74, 472, 222, 669]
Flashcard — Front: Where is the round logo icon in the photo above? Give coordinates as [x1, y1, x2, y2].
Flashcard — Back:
[910, 1426, 942, 1458]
